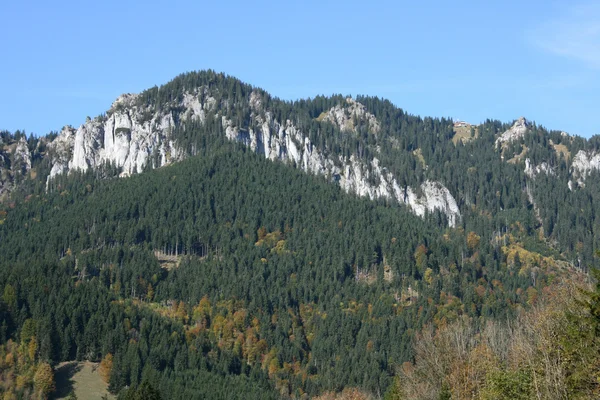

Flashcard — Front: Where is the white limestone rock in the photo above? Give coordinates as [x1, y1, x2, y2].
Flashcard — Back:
[320, 98, 381, 134]
[111, 93, 138, 110]
[223, 110, 461, 225]
[13, 137, 31, 173]
[524, 158, 554, 178]
[182, 92, 206, 123]
[70, 120, 104, 172]
[571, 150, 600, 185]
[48, 89, 203, 179]
[496, 117, 529, 148]
[47, 126, 76, 185]
[401, 181, 461, 227]
[0, 137, 32, 199]
[46, 86, 461, 226]
[249, 90, 263, 111]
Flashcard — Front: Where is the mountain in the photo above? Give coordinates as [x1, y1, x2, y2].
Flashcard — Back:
[5, 71, 600, 265]
[39, 76, 460, 227]
[0, 70, 599, 399]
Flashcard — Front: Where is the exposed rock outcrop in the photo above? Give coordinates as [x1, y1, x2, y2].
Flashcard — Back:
[46, 91, 204, 186]
[0, 137, 32, 200]
[70, 93, 183, 175]
[571, 150, 600, 185]
[47, 126, 75, 182]
[42, 88, 461, 226]
[496, 117, 529, 148]
[524, 158, 554, 178]
[0, 154, 11, 200]
[13, 137, 31, 174]
[223, 96, 460, 226]
[318, 98, 380, 134]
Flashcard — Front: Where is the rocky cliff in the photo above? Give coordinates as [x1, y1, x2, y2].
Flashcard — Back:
[317, 97, 381, 134]
[495, 117, 529, 148]
[5, 72, 600, 233]
[571, 150, 600, 185]
[41, 88, 461, 226]
[0, 136, 31, 200]
[524, 158, 554, 178]
[47, 93, 184, 182]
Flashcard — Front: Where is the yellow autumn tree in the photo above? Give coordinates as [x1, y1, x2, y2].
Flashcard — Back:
[313, 387, 373, 400]
[466, 231, 481, 252]
[175, 301, 188, 323]
[28, 337, 37, 362]
[257, 226, 267, 241]
[414, 244, 428, 272]
[193, 295, 212, 325]
[268, 357, 280, 377]
[5, 351, 14, 367]
[3, 389, 17, 400]
[423, 268, 434, 285]
[146, 283, 154, 301]
[33, 362, 55, 399]
[99, 353, 113, 383]
[2, 284, 16, 311]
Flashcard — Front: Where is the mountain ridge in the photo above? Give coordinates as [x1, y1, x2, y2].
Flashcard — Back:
[2, 70, 600, 399]
[2, 69, 600, 264]
[5, 71, 466, 226]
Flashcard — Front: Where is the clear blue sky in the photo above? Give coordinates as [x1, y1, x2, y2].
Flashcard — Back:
[2, 0, 599, 137]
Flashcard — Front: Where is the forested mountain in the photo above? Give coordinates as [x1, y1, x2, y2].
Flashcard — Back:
[0, 70, 599, 399]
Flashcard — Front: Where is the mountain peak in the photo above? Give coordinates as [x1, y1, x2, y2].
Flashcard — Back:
[111, 93, 138, 110]
[317, 97, 381, 134]
[515, 116, 529, 127]
[495, 116, 530, 147]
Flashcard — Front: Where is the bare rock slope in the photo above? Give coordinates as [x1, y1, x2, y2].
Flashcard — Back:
[44, 88, 461, 226]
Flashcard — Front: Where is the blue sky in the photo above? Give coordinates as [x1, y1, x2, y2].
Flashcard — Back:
[2, 0, 599, 137]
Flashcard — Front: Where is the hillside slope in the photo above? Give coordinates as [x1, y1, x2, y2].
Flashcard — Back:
[0, 70, 598, 398]
[4, 71, 600, 266]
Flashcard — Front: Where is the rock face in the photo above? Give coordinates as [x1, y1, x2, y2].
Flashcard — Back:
[524, 158, 554, 178]
[42, 88, 461, 226]
[47, 126, 75, 181]
[47, 93, 187, 183]
[0, 137, 32, 200]
[0, 153, 12, 200]
[571, 150, 600, 185]
[319, 98, 380, 134]
[405, 181, 461, 227]
[220, 92, 459, 226]
[13, 137, 32, 174]
[496, 117, 529, 148]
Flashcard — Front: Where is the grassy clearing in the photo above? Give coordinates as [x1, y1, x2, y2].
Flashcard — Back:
[316, 111, 328, 122]
[412, 148, 427, 169]
[551, 141, 571, 161]
[507, 145, 529, 164]
[154, 250, 182, 270]
[53, 361, 115, 400]
[452, 125, 478, 145]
